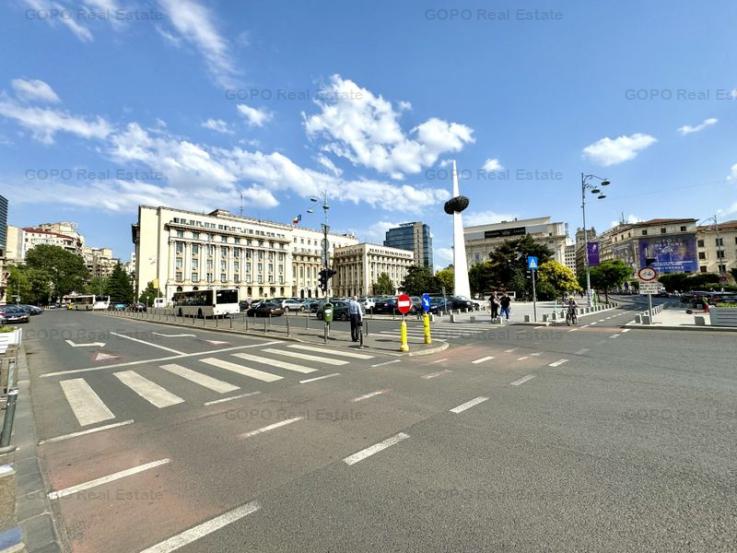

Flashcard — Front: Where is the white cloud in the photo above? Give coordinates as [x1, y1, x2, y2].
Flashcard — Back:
[239, 186, 278, 208]
[23, 0, 94, 42]
[582, 133, 657, 166]
[464, 210, 517, 227]
[316, 154, 342, 176]
[201, 118, 232, 134]
[11, 78, 60, 103]
[304, 75, 474, 179]
[364, 220, 403, 242]
[237, 104, 271, 127]
[727, 163, 737, 181]
[0, 96, 111, 143]
[481, 158, 503, 172]
[435, 247, 454, 266]
[677, 117, 718, 135]
[157, 0, 237, 88]
[731, 89, 737, 100]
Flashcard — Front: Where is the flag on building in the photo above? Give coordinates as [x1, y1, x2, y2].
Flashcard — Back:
[292, 214, 301, 225]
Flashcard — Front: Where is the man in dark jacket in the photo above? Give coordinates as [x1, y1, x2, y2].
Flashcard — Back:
[500, 292, 512, 320]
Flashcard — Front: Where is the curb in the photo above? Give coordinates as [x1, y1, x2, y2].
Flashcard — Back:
[622, 324, 737, 333]
[407, 341, 450, 357]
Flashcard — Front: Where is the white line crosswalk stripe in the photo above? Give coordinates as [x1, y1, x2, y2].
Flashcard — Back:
[60, 378, 115, 426]
[260, 348, 348, 366]
[160, 364, 239, 394]
[201, 358, 283, 382]
[287, 344, 374, 359]
[231, 353, 317, 374]
[114, 371, 185, 408]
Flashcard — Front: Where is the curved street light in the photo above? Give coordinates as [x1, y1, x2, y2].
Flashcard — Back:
[581, 173, 612, 306]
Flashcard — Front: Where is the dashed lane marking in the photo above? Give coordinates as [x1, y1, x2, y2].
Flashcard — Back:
[548, 359, 568, 367]
[204, 391, 261, 406]
[238, 417, 303, 439]
[370, 359, 400, 368]
[38, 420, 134, 445]
[351, 389, 390, 402]
[471, 356, 494, 364]
[422, 369, 452, 379]
[343, 433, 410, 466]
[449, 396, 489, 414]
[510, 375, 536, 386]
[300, 373, 340, 384]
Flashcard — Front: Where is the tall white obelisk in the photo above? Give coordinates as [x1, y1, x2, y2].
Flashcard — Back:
[451, 160, 471, 297]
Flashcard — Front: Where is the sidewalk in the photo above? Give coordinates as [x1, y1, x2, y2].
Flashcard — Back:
[100, 311, 448, 357]
[623, 304, 736, 332]
[435, 301, 618, 326]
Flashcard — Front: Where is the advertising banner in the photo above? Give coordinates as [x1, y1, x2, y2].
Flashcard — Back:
[586, 241, 600, 266]
[638, 236, 698, 273]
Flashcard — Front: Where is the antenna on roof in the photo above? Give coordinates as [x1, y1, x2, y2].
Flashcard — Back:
[240, 192, 244, 217]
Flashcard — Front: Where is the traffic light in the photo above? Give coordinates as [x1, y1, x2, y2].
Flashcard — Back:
[318, 268, 337, 292]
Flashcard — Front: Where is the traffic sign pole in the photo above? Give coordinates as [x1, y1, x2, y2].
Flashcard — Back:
[528, 257, 539, 322]
[423, 313, 431, 344]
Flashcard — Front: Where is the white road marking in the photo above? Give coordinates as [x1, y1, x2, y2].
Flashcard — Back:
[534, 326, 545, 329]
[138, 501, 261, 553]
[590, 322, 598, 326]
[471, 356, 494, 364]
[574, 348, 589, 355]
[260, 348, 348, 366]
[504, 348, 517, 353]
[43, 341, 285, 378]
[343, 432, 410, 466]
[152, 332, 197, 338]
[421, 369, 452, 379]
[239, 417, 303, 439]
[510, 375, 536, 386]
[287, 344, 374, 360]
[430, 358, 448, 364]
[232, 353, 316, 374]
[201, 358, 282, 383]
[160, 364, 239, 394]
[568, 328, 578, 332]
[65, 340, 105, 348]
[548, 359, 568, 367]
[370, 359, 400, 368]
[203, 391, 260, 406]
[205, 340, 230, 345]
[517, 356, 529, 361]
[59, 379, 115, 426]
[530, 352, 542, 356]
[94, 352, 119, 362]
[610, 334, 620, 339]
[48, 458, 171, 500]
[581, 324, 590, 328]
[621, 328, 631, 333]
[299, 373, 340, 384]
[449, 396, 489, 414]
[114, 371, 185, 408]
[351, 389, 390, 402]
[110, 332, 185, 355]
[38, 420, 134, 445]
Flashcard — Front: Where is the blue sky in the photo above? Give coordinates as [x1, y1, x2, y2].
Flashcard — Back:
[1, 0, 736, 265]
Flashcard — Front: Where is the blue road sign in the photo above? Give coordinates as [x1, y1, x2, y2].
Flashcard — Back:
[527, 256, 539, 270]
[421, 293, 431, 313]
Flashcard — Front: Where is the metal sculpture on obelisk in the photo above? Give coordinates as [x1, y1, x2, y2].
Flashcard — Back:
[443, 160, 471, 297]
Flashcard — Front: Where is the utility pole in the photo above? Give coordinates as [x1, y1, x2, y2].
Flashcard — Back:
[581, 173, 611, 306]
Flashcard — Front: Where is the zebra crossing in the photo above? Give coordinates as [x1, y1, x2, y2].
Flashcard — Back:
[54, 345, 376, 429]
[378, 322, 496, 342]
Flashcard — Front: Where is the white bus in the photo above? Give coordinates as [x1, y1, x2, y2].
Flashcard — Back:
[172, 289, 239, 318]
[64, 295, 111, 311]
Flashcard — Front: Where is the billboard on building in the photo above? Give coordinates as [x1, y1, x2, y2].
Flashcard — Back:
[586, 241, 600, 266]
[638, 236, 698, 273]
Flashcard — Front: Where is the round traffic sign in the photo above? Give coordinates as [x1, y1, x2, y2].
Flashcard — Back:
[396, 293, 412, 315]
[638, 267, 657, 281]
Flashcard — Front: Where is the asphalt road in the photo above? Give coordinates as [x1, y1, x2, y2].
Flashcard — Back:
[22, 303, 736, 552]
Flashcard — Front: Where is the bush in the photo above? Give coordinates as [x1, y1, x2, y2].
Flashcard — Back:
[0, 326, 17, 333]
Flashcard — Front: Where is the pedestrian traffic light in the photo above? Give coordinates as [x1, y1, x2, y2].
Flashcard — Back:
[318, 268, 337, 292]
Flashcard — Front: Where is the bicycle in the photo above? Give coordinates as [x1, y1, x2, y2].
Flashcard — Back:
[566, 307, 577, 326]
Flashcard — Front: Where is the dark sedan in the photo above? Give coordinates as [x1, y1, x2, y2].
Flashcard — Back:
[316, 301, 350, 321]
[16, 304, 43, 315]
[0, 306, 31, 324]
[246, 301, 285, 317]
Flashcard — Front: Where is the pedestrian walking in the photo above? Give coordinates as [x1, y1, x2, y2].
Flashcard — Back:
[348, 296, 364, 342]
[490, 292, 500, 320]
[500, 292, 512, 320]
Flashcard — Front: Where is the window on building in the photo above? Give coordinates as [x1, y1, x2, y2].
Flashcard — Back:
[207, 273, 214, 283]
[641, 230, 648, 236]
[234, 248, 240, 258]
[680, 226, 687, 232]
[176, 230, 184, 238]
[192, 259, 199, 270]
[698, 252, 706, 260]
[719, 264, 727, 273]
[192, 244, 199, 255]
[175, 242, 184, 254]
[176, 258, 183, 269]
[700, 266, 707, 273]
[660, 227, 666, 234]
[192, 272, 199, 282]
[221, 273, 227, 282]
[716, 238, 724, 247]
[697, 239, 704, 247]
[175, 271, 183, 282]
[717, 250, 725, 259]
[208, 245, 215, 256]
[234, 237, 240, 244]
[192, 232, 199, 240]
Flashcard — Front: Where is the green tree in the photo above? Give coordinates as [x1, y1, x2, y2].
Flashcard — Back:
[435, 266, 454, 294]
[372, 273, 394, 295]
[487, 235, 553, 300]
[25, 245, 88, 300]
[589, 260, 633, 301]
[106, 264, 135, 304]
[86, 276, 109, 296]
[538, 260, 582, 299]
[138, 280, 162, 306]
[6, 266, 52, 305]
[468, 261, 494, 295]
[400, 265, 437, 295]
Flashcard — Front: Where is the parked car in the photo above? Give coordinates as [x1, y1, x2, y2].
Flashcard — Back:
[428, 296, 450, 314]
[114, 303, 128, 311]
[131, 303, 147, 312]
[359, 297, 376, 311]
[316, 300, 350, 321]
[0, 306, 30, 324]
[16, 304, 43, 315]
[373, 297, 397, 314]
[283, 298, 305, 312]
[239, 300, 252, 312]
[246, 301, 284, 317]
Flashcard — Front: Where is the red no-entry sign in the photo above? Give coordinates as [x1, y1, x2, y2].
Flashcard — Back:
[397, 293, 412, 315]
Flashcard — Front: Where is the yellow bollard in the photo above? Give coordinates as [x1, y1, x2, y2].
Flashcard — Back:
[399, 317, 409, 352]
[423, 313, 432, 344]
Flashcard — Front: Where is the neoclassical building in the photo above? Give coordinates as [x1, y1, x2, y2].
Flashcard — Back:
[332, 243, 414, 297]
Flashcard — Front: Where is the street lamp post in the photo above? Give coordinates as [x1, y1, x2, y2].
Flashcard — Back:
[701, 214, 725, 289]
[581, 173, 611, 306]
